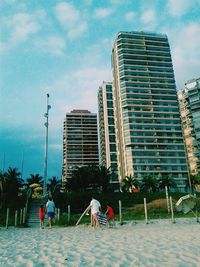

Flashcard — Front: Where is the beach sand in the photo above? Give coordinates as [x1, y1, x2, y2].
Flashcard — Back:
[0, 218, 199, 267]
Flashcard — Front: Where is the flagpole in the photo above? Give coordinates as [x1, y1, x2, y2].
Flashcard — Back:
[43, 93, 51, 197]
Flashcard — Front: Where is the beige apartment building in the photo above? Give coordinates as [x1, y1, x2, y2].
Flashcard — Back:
[178, 77, 200, 175]
[62, 109, 99, 183]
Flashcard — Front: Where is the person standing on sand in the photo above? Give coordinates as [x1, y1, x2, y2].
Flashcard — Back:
[89, 197, 101, 228]
[39, 205, 45, 229]
[46, 197, 55, 228]
[105, 204, 115, 227]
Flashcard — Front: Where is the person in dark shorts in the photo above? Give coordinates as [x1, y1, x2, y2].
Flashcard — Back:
[46, 197, 55, 228]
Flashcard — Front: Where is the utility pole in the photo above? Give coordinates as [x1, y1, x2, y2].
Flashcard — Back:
[43, 93, 51, 197]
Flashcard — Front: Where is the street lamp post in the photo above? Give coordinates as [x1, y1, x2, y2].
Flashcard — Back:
[43, 93, 51, 197]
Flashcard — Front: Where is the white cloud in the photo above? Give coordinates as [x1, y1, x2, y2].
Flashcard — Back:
[125, 11, 136, 22]
[167, 0, 198, 17]
[34, 36, 66, 56]
[11, 13, 40, 43]
[166, 22, 200, 88]
[68, 22, 88, 39]
[37, 63, 111, 135]
[110, 0, 129, 4]
[84, 0, 93, 5]
[47, 66, 111, 129]
[1, 10, 45, 51]
[2, 0, 16, 4]
[141, 9, 155, 24]
[54, 2, 87, 39]
[93, 8, 114, 19]
[49, 143, 62, 151]
[0, 42, 7, 53]
[54, 2, 79, 28]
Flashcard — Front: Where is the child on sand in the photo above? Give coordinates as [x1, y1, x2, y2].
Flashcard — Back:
[105, 204, 115, 227]
[39, 205, 45, 229]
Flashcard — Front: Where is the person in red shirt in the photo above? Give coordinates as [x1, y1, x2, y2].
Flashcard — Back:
[105, 204, 115, 227]
[39, 205, 45, 229]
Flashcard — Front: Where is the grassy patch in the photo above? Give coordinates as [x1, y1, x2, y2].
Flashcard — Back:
[54, 197, 200, 226]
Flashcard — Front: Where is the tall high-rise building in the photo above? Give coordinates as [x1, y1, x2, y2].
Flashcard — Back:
[178, 77, 200, 175]
[62, 109, 99, 183]
[112, 31, 189, 190]
[98, 81, 119, 183]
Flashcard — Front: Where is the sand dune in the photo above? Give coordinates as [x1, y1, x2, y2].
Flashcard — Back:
[0, 218, 199, 267]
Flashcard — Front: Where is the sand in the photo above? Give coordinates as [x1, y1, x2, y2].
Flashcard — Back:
[0, 218, 199, 267]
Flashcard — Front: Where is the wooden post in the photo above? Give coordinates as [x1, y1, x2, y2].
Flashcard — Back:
[76, 205, 90, 226]
[25, 202, 28, 215]
[23, 207, 26, 224]
[15, 210, 18, 227]
[6, 208, 9, 229]
[68, 205, 70, 223]
[165, 186, 170, 214]
[57, 208, 60, 221]
[144, 198, 148, 224]
[20, 209, 23, 225]
[56, 208, 58, 221]
[119, 200, 122, 224]
[170, 196, 175, 223]
[195, 208, 199, 223]
[90, 211, 93, 226]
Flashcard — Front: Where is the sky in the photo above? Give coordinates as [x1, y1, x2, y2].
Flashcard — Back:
[0, 0, 200, 181]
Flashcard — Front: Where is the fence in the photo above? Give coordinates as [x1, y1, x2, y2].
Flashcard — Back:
[55, 193, 200, 226]
[0, 207, 28, 228]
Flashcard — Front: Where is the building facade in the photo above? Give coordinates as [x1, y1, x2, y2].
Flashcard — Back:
[62, 109, 99, 183]
[179, 77, 200, 175]
[98, 81, 119, 183]
[111, 31, 189, 190]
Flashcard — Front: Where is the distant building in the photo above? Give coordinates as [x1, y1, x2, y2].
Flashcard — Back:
[179, 77, 200, 175]
[111, 31, 189, 191]
[98, 81, 119, 183]
[62, 109, 99, 183]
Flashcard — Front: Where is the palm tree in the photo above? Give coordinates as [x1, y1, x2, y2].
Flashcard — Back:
[0, 171, 5, 208]
[141, 175, 158, 193]
[27, 174, 43, 186]
[66, 164, 110, 192]
[66, 166, 90, 192]
[48, 176, 61, 196]
[4, 167, 24, 198]
[121, 175, 139, 192]
[97, 165, 112, 192]
[189, 175, 200, 193]
[158, 175, 176, 192]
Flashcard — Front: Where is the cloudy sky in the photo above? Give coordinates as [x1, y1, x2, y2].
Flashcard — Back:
[0, 0, 200, 180]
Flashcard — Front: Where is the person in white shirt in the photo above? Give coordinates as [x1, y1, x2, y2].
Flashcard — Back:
[46, 197, 55, 228]
[89, 197, 101, 227]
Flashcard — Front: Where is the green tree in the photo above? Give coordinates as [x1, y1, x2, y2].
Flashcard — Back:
[66, 166, 91, 192]
[4, 167, 24, 198]
[27, 173, 43, 186]
[121, 175, 139, 192]
[0, 171, 5, 208]
[48, 176, 61, 196]
[96, 165, 112, 192]
[141, 176, 158, 193]
[158, 175, 176, 192]
[65, 165, 107, 192]
[189, 175, 200, 193]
